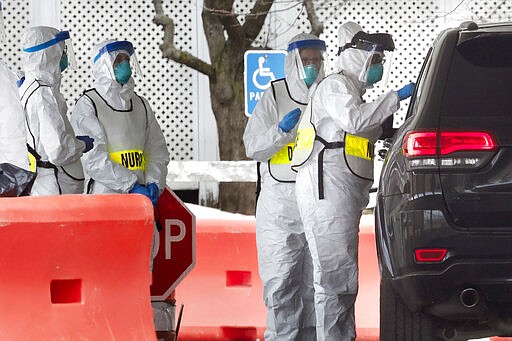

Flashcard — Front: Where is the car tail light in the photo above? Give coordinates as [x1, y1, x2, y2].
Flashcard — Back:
[415, 248, 447, 263]
[439, 132, 496, 154]
[403, 130, 497, 170]
[403, 131, 437, 157]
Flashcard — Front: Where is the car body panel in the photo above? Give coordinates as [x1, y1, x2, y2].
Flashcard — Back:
[376, 22, 512, 330]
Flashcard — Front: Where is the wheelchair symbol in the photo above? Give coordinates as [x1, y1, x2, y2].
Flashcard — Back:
[252, 56, 276, 90]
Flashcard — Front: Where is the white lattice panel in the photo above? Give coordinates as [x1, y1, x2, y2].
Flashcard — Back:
[60, 0, 195, 160]
[0, 0, 28, 69]
[468, 0, 512, 21]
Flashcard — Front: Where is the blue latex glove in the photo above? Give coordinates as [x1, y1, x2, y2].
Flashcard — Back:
[278, 108, 302, 133]
[396, 82, 415, 101]
[129, 182, 152, 203]
[76, 135, 94, 153]
[147, 183, 160, 206]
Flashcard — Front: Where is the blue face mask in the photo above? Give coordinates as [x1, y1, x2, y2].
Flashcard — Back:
[303, 65, 319, 87]
[366, 63, 384, 84]
[60, 53, 68, 72]
[114, 60, 132, 85]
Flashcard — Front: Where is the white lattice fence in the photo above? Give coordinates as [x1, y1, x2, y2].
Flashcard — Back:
[60, 0, 195, 160]
[1, 0, 28, 69]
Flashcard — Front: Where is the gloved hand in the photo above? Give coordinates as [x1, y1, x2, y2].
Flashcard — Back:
[76, 135, 94, 153]
[129, 182, 152, 203]
[278, 108, 302, 133]
[147, 182, 160, 206]
[396, 82, 415, 101]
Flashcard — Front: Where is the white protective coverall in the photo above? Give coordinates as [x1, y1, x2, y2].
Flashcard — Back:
[293, 22, 400, 340]
[20, 26, 85, 195]
[70, 39, 169, 272]
[0, 60, 29, 170]
[243, 33, 326, 341]
[70, 39, 169, 195]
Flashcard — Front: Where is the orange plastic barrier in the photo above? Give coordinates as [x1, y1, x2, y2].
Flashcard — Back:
[175, 217, 265, 340]
[175, 214, 380, 340]
[0, 194, 156, 341]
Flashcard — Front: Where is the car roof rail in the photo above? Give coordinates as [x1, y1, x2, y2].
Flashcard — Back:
[459, 21, 479, 30]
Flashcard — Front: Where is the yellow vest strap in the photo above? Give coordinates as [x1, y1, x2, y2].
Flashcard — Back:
[270, 143, 295, 165]
[345, 134, 374, 160]
[28, 153, 36, 172]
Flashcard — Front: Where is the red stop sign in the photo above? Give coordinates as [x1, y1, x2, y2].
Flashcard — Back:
[150, 187, 196, 300]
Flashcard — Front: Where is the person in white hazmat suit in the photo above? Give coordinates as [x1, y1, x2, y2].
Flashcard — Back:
[70, 39, 169, 274]
[0, 62, 29, 170]
[243, 33, 326, 341]
[291, 22, 415, 340]
[70, 39, 169, 201]
[0, 1, 29, 170]
[20, 26, 93, 195]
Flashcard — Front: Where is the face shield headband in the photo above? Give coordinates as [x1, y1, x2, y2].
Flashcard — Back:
[93, 40, 143, 78]
[23, 30, 77, 69]
[287, 39, 327, 81]
[94, 40, 134, 63]
[287, 39, 326, 53]
[337, 31, 395, 56]
[23, 30, 70, 52]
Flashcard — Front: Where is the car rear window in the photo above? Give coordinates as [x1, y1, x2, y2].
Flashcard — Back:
[441, 35, 512, 117]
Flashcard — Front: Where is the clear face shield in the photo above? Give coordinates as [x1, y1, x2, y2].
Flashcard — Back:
[357, 42, 394, 86]
[55, 31, 77, 70]
[93, 40, 143, 84]
[0, 2, 6, 44]
[287, 39, 327, 87]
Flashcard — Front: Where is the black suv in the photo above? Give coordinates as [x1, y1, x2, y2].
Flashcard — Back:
[376, 22, 512, 340]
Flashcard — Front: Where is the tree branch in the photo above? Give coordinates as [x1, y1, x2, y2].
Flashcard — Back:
[242, 0, 275, 43]
[153, 0, 215, 78]
[202, 0, 227, 64]
[203, 1, 245, 43]
[304, 0, 323, 36]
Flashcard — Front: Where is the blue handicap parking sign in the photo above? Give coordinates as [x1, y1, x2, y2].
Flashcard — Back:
[244, 50, 286, 117]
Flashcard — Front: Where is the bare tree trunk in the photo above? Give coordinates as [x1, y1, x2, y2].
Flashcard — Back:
[208, 44, 256, 214]
[218, 182, 256, 214]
